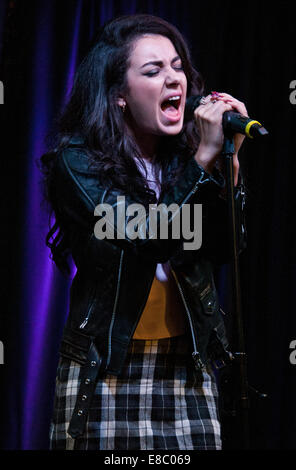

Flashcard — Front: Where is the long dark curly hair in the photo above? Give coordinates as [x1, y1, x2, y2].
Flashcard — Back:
[40, 14, 204, 274]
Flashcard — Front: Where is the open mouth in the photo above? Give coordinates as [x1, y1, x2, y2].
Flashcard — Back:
[160, 95, 182, 118]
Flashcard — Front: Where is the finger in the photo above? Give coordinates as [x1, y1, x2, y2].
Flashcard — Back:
[195, 101, 234, 123]
[223, 99, 248, 116]
[196, 97, 233, 114]
[197, 94, 212, 106]
[193, 95, 213, 119]
[218, 92, 241, 101]
[203, 100, 234, 118]
[194, 99, 214, 118]
[217, 93, 248, 116]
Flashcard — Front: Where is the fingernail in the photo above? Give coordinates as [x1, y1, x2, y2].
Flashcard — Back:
[211, 91, 223, 100]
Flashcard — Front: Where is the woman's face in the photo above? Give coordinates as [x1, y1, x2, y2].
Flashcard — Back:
[122, 34, 187, 141]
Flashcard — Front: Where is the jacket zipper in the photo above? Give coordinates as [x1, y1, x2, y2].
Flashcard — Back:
[79, 303, 95, 329]
[169, 261, 205, 371]
[79, 285, 97, 329]
[79, 234, 100, 329]
[106, 249, 124, 368]
[167, 171, 210, 370]
[180, 171, 209, 206]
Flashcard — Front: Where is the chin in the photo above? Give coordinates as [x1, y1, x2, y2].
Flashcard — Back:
[159, 123, 184, 136]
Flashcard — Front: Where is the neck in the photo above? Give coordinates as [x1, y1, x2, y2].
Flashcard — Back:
[137, 134, 158, 162]
[126, 124, 159, 162]
[138, 141, 156, 163]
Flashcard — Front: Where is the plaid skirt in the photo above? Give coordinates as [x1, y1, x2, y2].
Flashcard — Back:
[49, 334, 221, 450]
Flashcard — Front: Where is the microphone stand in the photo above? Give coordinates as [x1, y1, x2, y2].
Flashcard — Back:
[222, 134, 250, 449]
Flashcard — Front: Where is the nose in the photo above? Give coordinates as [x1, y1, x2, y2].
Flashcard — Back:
[165, 69, 181, 87]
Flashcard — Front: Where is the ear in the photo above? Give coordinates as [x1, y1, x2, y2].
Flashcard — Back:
[117, 96, 126, 107]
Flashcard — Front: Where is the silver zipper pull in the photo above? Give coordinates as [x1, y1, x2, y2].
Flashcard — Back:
[79, 318, 88, 329]
[192, 351, 205, 371]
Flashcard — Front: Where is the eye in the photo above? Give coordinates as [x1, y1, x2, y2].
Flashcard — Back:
[173, 62, 183, 71]
[144, 70, 159, 77]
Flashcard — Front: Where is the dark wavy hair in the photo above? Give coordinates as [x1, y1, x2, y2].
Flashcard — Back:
[40, 14, 204, 274]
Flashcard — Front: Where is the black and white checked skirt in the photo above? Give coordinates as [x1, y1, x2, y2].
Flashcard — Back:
[49, 334, 221, 450]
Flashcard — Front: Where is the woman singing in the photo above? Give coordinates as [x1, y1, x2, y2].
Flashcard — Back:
[41, 14, 247, 450]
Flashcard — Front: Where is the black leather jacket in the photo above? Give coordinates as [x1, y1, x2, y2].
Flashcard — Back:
[52, 136, 246, 438]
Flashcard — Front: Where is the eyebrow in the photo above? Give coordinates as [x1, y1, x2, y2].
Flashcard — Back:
[140, 55, 181, 69]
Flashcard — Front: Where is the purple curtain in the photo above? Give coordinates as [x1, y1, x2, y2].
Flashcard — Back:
[1, 0, 195, 450]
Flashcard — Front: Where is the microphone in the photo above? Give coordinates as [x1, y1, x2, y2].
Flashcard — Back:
[185, 95, 268, 139]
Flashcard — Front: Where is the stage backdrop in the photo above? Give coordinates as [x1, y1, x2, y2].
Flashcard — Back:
[0, 0, 295, 450]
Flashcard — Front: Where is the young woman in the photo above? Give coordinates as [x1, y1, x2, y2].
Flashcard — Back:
[41, 14, 247, 450]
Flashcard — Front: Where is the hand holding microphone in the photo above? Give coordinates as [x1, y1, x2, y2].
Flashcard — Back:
[186, 92, 268, 138]
[188, 92, 268, 181]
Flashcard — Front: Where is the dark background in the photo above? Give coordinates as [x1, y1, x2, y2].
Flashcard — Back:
[0, 0, 295, 450]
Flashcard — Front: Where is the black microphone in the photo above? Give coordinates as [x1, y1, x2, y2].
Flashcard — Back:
[185, 95, 268, 139]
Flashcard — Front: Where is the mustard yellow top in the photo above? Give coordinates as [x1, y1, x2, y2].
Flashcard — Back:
[133, 272, 187, 340]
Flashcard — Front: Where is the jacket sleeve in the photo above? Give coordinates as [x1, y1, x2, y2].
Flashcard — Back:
[53, 146, 226, 263]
